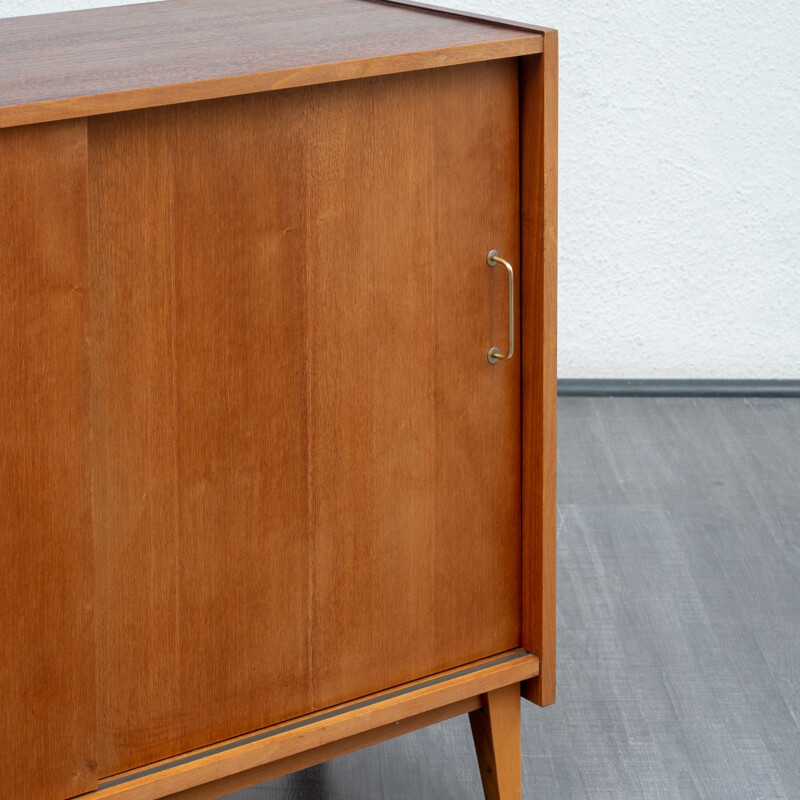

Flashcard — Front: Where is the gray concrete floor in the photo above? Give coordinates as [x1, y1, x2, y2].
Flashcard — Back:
[228, 397, 800, 799]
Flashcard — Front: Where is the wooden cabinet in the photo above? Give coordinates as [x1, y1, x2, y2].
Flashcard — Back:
[0, 2, 556, 798]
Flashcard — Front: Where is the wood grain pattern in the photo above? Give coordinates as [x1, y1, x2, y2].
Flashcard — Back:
[90, 93, 312, 777]
[90, 651, 538, 800]
[469, 683, 522, 800]
[90, 58, 523, 776]
[0, 0, 542, 129]
[1, 3, 559, 795]
[519, 32, 558, 707]
[0, 119, 96, 799]
[307, 59, 522, 709]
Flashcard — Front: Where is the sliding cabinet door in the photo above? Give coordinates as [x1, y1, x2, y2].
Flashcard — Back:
[89, 57, 521, 776]
[307, 59, 522, 708]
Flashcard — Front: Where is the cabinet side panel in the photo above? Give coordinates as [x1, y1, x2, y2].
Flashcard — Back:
[519, 36, 558, 707]
[90, 94, 311, 776]
[0, 119, 96, 798]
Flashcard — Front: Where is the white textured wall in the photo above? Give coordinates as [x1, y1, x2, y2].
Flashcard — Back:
[3, 0, 799, 378]
[435, 0, 800, 379]
[0, 0, 152, 15]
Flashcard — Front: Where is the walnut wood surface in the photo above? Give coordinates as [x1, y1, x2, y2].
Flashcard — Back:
[0, 0, 542, 129]
[0, 5, 558, 792]
[519, 33, 559, 707]
[307, 59, 522, 708]
[90, 93, 313, 777]
[469, 683, 523, 800]
[0, 119, 96, 799]
[90, 651, 538, 800]
[89, 60, 522, 776]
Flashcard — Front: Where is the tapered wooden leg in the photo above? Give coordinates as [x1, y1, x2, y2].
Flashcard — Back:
[469, 683, 522, 800]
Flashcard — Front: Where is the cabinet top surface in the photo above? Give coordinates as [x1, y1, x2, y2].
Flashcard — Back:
[0, 0, 543, 129]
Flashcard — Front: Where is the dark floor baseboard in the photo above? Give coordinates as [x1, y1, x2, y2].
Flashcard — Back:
[557, 379, 800, 398]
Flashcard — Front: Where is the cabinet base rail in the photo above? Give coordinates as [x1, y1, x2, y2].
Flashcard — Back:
[84, 649, 538, 800]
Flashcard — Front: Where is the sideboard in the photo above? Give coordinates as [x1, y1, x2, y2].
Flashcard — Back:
[0, 1, 557, 798]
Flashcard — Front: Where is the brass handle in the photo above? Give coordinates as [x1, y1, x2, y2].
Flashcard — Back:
[487, 250, 514, 364]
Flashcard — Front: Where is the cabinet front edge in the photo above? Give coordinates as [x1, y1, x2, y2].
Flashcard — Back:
[0, 38, 542, 130]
